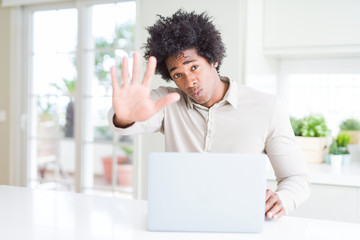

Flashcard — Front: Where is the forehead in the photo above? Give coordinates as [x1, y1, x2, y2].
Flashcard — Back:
[165, 48, 200, 68]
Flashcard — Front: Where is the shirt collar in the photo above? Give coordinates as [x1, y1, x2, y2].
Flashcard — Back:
[222, 77, 238, 109]
[184, 76, 238, 110]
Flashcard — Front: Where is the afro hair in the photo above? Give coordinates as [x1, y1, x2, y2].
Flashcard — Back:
[143, 9, 226, 82]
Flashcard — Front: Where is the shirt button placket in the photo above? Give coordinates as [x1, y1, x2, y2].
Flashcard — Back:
[205, 108, 214, 152]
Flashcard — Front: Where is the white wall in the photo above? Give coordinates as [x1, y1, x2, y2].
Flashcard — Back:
[133, 0, 247, 199]
[0, 6, 11, 185]
[244, 0, 279, 95]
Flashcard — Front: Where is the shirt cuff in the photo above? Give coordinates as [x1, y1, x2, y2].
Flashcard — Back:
[275, 190, 296, 215]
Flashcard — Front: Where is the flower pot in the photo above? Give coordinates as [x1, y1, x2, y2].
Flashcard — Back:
[341, 130, 360, 145]
[117, 164, 133, 187]
[330, 154, 342, 172]
[102, 157, 128, 184]
[342, 154, 351, 166]
[324, 153, 330, 164]
[295, 136, 331, 164]
[336, 147, 352, 165]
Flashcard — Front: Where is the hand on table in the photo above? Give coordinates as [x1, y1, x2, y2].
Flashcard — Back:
[110, 52, 180, 127]
[265, 189, 285, 220]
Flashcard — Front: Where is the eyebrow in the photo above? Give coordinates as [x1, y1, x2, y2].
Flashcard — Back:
[169, 60, 196, 73]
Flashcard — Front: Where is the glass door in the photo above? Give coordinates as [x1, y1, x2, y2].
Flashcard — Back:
[26, 1, 136, 198]
[28, 8, 78, 191]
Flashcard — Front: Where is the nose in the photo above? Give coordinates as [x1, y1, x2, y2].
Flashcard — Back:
[184, 72, 197, 88]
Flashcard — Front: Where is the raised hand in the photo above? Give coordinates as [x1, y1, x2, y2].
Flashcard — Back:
[110, 52, 180, 128]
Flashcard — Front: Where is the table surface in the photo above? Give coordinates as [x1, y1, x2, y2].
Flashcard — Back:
[0, 185, 359, 240]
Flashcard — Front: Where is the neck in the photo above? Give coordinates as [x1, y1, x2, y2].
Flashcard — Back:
[219, 76, 230, 97]
[215, 76, 229, 102]
[204, 76, 229, 108]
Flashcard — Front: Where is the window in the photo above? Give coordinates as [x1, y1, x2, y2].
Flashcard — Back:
[25, 0, 136, 198]
[278, 59, 360, 136]
[285, 74, 360, 135]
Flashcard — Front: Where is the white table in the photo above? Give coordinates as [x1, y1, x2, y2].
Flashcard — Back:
[0, 185, 359, 240]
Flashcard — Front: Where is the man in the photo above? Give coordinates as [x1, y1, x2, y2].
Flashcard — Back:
[109, 10, 310, 219]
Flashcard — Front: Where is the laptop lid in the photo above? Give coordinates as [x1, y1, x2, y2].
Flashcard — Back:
[147, 152, 267, 233]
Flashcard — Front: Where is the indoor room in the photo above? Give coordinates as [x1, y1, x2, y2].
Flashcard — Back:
[0, 0, 359, 239]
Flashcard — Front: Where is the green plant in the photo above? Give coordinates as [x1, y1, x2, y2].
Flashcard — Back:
[290, 115, 330, 137]
[94, 22, 135, 91]
[51, 78, 76, 99]
[51, 78, 76, 137]
[290, 117, 302, 136]
[37, 98, 56, 122]
[329, 139, 340, 155]
[94, 126, 112, 141]
[118, 145, 133, 164]
[121, 145, 133, 156]
[336, 132, 352, 147]
[339, 118, 360, 131]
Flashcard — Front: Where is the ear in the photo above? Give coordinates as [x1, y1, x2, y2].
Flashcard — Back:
[212, 62, 218, 68]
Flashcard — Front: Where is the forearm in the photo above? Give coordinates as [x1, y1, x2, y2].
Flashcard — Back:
[265, 97, 311, 214]
[108, 107, 163, 135]
[275, 174, 311, 214]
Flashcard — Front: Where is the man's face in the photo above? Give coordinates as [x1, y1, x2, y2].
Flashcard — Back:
[165, 48, 224, 108]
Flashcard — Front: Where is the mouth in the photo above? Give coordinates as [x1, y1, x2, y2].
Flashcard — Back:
[191, 89, 202, 98]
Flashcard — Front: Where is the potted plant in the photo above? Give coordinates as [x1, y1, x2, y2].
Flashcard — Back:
[290, 114, 331, 164]
[328, 139, 342, 170]
[51, 78, 76, 138]
[36, 99, 59, 178]
[339, 118, 360, 144]
[102, 145, 133, 187]
[117, 145, 133, 187]
[336, 132, 352, 165]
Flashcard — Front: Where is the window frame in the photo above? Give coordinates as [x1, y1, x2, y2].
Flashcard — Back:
[21, 0, 136, 194]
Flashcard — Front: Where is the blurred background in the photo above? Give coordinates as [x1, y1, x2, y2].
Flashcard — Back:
[0, 0, 360, 223]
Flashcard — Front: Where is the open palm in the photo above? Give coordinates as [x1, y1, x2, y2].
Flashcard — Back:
[111, 52, 180, 127]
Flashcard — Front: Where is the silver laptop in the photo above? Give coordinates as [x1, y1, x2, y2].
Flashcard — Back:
[147, 152, 267, 233]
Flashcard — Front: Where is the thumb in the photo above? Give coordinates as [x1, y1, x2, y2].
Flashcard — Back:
[154, 92, 180, 111]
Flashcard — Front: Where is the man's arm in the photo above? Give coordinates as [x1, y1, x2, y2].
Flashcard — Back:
[265, 98, 311, 219]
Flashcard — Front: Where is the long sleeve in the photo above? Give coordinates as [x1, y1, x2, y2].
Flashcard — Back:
[265, 98, 311, 214]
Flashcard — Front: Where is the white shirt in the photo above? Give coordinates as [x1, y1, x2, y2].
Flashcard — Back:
[108, 78, 310, 214]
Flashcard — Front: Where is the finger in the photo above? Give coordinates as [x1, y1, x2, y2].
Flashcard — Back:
[266, 202, 284, 219]
[265, 193, 278, 212]
[121, 56, 130, 86]
[110, 66, 121, 93]
[273, 208, 285, 219]
[265, 189, 272, 201]
[142, 56, 157, 87]
[154, 92, 180, 112]
[131, 51, 140, 84]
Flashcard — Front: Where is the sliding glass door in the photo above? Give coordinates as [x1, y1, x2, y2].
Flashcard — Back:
[25, 0, 136, 198]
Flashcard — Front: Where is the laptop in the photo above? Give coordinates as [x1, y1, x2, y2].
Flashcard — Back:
[147, 152, 268, 233]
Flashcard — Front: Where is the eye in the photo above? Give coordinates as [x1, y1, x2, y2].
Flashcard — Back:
[173, 73, 182, 79]
[191, 65, 199, 71]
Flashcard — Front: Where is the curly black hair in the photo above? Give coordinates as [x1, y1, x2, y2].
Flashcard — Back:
[143, 9, 226, 82]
